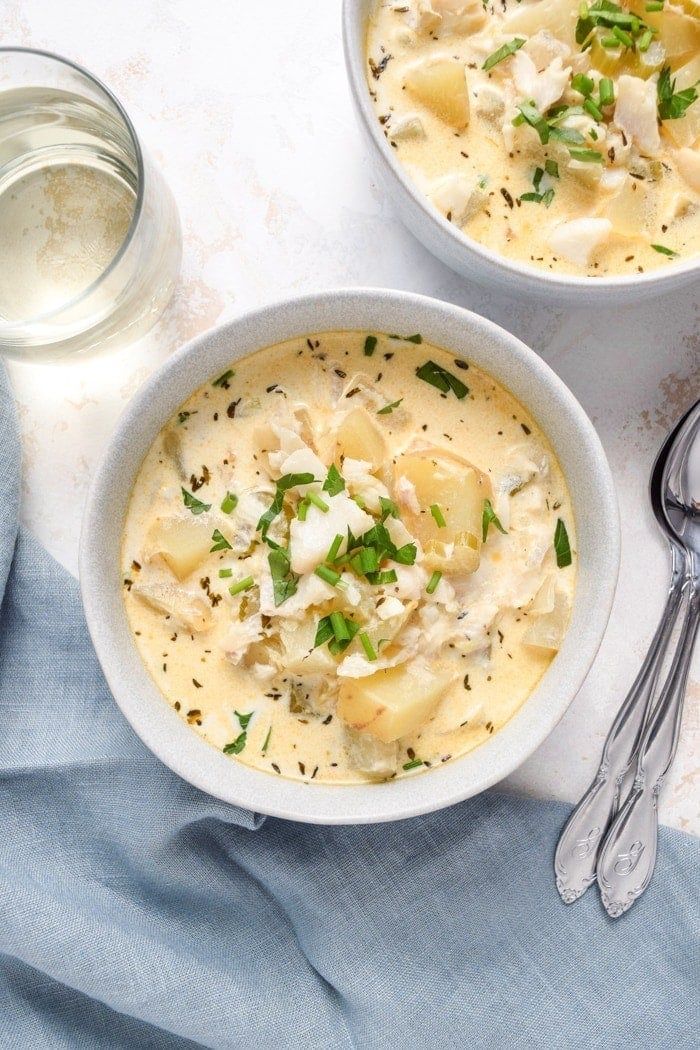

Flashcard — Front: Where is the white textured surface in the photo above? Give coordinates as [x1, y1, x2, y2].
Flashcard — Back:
[3, 0, 698, 832]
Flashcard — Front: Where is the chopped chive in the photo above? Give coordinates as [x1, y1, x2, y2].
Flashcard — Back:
[389, 333, 422, 343]
[359, 632, 377, 661]
[612, 25, 633, 46]
[645, 1, 663, 9]
[599, 78, 614, 107]
[218, 568, 233, 578]
[601, 34, 619, 47]
[545, 158, 559, 178]
[364, 335, 378, 356]
[315, 564, 342, 587]
[584, 97, 603, 121]
[554, 518, 572, 568]
[298, 498, 310, 521]
[482, 37, 525, 72]
[220, 491, 238, 514]
[403, 758, 423, 771]
[513, 101, 549, 144]
[360, 547, 379, 573]
[307, 492, 329, 513]
[637, 27, 652, 51]
[327, 534, 344, 562]
[393, 543, 417, 565]
[430, 503, 447, 528]
[426, 570, 442, 595]
[366, 569, 398, 586]
[330, 611, 350, 642]
[651, 243, 678, 258]
[482, 498, 507, 543]
[377, 398, 403, 415]
[568, 148, 604, 163]
[181, 487, 211, 515]
[261, 726, 272, 753]
[229, 575, 255, 596]
[571, 73, 594, 97]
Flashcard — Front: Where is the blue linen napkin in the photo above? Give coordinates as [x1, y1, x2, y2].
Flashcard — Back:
[0, 365, 698, 1050]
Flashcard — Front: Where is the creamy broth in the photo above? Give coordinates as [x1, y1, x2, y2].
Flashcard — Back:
[122, 332, 576, 785]
[366, 0, 700, 276]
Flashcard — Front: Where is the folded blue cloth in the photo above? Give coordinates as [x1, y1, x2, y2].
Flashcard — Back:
[0, 364, 697, 1050]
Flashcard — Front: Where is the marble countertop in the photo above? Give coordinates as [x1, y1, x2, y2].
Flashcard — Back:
[4, 0, 698, 833]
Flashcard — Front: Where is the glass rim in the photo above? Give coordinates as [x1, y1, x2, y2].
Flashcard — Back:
[0, 46, 146, 332]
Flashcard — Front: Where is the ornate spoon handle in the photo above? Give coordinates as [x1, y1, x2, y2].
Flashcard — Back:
[597, 578, 700, 917]
[554, 546, 686, 904]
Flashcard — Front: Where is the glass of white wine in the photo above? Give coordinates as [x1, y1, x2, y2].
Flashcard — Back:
[0, 47, 182, 362]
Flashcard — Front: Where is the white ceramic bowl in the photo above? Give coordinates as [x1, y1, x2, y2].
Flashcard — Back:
[342, 0, 699, 305]
[80, 289, 619, 824]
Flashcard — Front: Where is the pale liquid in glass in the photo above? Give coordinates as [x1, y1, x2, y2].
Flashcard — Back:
[0, 87, 137, 324]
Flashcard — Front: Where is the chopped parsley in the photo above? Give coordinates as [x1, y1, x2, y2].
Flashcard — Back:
[181, 487, 211, 515]
[657, 66, 699, 121]
[257, 472, 316, 541]
[482, 498, 507, 543]
[322, 464, 345, 496]
[268, 547, 298, 606]
[379, 496, 400, 521]
[223, 732, 247, 755]
[554, 518, 572, 568]
[416, 360, 469, 399]
[377, 398, 403, 415]
[235, 710, 253, 730]
[210, 529, 232, 552]
[482, 37, 525, 72]
[364, 335, 378, 356]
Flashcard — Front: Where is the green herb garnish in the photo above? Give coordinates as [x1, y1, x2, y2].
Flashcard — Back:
[402, 758, 423, 771]
[364, 335, 378, 356]
[426, 570, 442, 595]
[257, 472, 316, 540]
[220, 492, 238, 514]
[223, 732, 247, 755]
[326, 534, 344, 562]
[377, 398, 403, 415]
[323, 464, 345, 496]
[181, 487, 211, 515]
[229, 575, 254, 596]
[657, 66, 699, 121]
[359, 632, 377, 661]
[389, 333, 423, 343]
[235, 710, 253, 730]
[315, 564, 342, 587]
[379, 496, 400, 521]
[482, 498, 507, 543]
[430, 503, 447, 528]
[482, 37, 525, 72]
[554, 518, 572, 568]
[219, 568, 233, 578]
[261, 726, 272, 754]
[416, 360, 469, 399]
[651, 243, 679, 258]
[212, 369, 235, 389]
[268, 548, 298, 606]
[210, 529, 232, 552]
[512, 101, 550, 144]
[308, 492, 329, 513]
[568, 148, 604, 163]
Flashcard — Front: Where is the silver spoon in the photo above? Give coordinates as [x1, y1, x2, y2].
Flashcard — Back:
[597, 400, 700, 917]
[554, 406, 691, 904]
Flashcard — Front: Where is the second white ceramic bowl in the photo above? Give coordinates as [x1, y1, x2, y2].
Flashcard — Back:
[342, 0, 699, 305]
[80, 288, 619, 824]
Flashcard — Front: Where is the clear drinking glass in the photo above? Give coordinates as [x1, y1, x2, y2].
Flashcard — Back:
[0, 48, 182, 362]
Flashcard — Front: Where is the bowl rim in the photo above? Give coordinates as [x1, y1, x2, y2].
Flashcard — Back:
[341, 0, 700, 297]
[80, 287, 620, 824]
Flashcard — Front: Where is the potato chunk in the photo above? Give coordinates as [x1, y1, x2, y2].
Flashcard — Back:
[147, 516, 213, 580]
[337, 662, 452, 743]
[394, 449, 490, 574]
[404, 59, 470, 130]
[504, 0, 578, 47]
[336, 407, 387, 472]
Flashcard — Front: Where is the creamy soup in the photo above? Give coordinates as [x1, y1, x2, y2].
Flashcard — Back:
[122, 332, 576, 785]
[366, 0, 700, 276]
